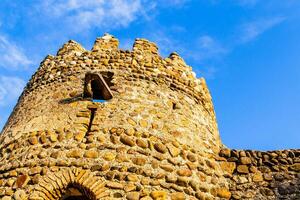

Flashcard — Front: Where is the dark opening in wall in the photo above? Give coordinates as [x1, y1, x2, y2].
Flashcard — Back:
[172, 102, 177, 110]
[172, 102, 181, 110]
[64, 196, 89, 200]
[61, 187, 91, 200]
[84, 72, 113, 101]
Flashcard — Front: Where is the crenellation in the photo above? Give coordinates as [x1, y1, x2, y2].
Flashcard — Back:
[56, 40, 86, 56]
[0, 34, 298, 200]
[92, 34, 119, 52]
[133, 38, 158, 55]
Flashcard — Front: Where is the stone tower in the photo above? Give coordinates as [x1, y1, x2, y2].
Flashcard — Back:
[0, 34, 299, 200]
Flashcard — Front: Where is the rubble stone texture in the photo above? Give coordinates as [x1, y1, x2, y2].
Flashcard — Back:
[0, 34, 299, 200]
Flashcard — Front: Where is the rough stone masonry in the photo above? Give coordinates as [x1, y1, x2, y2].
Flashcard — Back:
[0, 34, 299, 200]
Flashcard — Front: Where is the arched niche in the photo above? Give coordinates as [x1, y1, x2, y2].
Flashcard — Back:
[61, 185, 90, 200]
[30, 169, 109, 200]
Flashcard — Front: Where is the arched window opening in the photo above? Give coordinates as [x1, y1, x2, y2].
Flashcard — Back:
[84, 72, 113, 102]
[61, 187, 91, 200]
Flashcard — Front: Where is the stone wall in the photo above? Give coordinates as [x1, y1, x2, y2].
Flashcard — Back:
[0, 123, 229, 199]
[0, 34, 229, 199]
[0, 34, 298, 200]
[1, 35, 220, 153]
[218, 148, 300, 199]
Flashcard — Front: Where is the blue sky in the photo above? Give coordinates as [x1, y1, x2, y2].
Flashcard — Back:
[0, 0, 299, 150]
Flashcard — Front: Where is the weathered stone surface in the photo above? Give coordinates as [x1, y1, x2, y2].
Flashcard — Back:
[154, 143, 167, 154]
[13, 189, 27, 200]
[177, 169, 192, 177]
[252, 172, 263, 182]
[67, 149, 82, 158]
[237, 165, 249, 174]
[220, 162, 236, 174]
[150, 191, 167, 199]
[28, 137, 38, 145]
[220, 149, 231, 158]
[170, 192, 185, 200]
[289, 163, 300, 172]
[103, 152, 116, 161]
[84, 150, 99, 158]
[263, 173, 273, 181]
[216, 188, 231, 199]
[136, 139, 148, 148]
[120, 136, 135, 146]
[166, 144, 181, 157]
[126, 174, 139, 182]
[132, 157, 147, 166]
[15, 175, 30, 188]
[240, 157, 252, 165]
[106, 181, 123, 189]
[126, 192, 140, 200]
[0, 34, 298, 200]
[74, 131, 86, 141]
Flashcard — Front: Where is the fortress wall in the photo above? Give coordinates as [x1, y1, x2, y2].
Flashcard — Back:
[218, 148, 300, 199]
[1, 37, 220, 152]
[0, 35, 231, 199]
[0, 123, 229, 200]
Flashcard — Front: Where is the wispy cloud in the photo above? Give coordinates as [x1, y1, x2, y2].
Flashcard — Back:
[146, 29, 226, 79]
[160, 0, 190, 7]
[192, 35, 228, 61]
[0, 76, 25, 106]
[0, 35, 32, 70]
[36, 0, 154, 32]
[147, 29, 227, 60]
[239, 16, 286, 43]
[147, 30, 184, 57]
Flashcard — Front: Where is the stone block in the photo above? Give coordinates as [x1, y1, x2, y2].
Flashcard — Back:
[220, 162, 236, 174]
[15, 175, 30, 188]
[216, 188, 231, 199]
[126, 192, 140, 200]
[237, 165, 249, 174]
[120, 136, 135, 146]
[150, 191, 167, 200]
[252, 172, 263, 182]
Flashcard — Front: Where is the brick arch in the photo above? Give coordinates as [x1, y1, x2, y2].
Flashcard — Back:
[30, 168, 109, 200]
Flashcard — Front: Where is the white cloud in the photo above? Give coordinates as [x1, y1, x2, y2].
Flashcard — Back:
[148, 31, 182, 56]
[194, 35, 228, 60]
[160, 0, 190, 7]
[195, 65, 218, 79]
[37, 0, 150, 32]
[239, 16, 286, 43]
[148, 30, 227, 61]
[147, 30, 225, 79]
[0, 35, 32, 70]
[0, 76, 25, 106]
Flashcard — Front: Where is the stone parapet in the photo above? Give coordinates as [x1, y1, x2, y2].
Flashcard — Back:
[0, 34, 227, 199]
[1, 34, 296, 200]
[218, 148, 300, 199]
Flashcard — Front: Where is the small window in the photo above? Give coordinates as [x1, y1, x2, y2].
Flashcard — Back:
[84, 72, 113, 101]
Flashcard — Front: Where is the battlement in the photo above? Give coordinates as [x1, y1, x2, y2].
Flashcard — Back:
[28, 34, 207, 100]
[25, 34, 215, 119]
[2, 34, 220, 152]
[0, 34, 299, 200]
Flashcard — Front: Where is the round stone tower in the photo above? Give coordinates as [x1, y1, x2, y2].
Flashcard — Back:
[0, 34, 230, 200]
